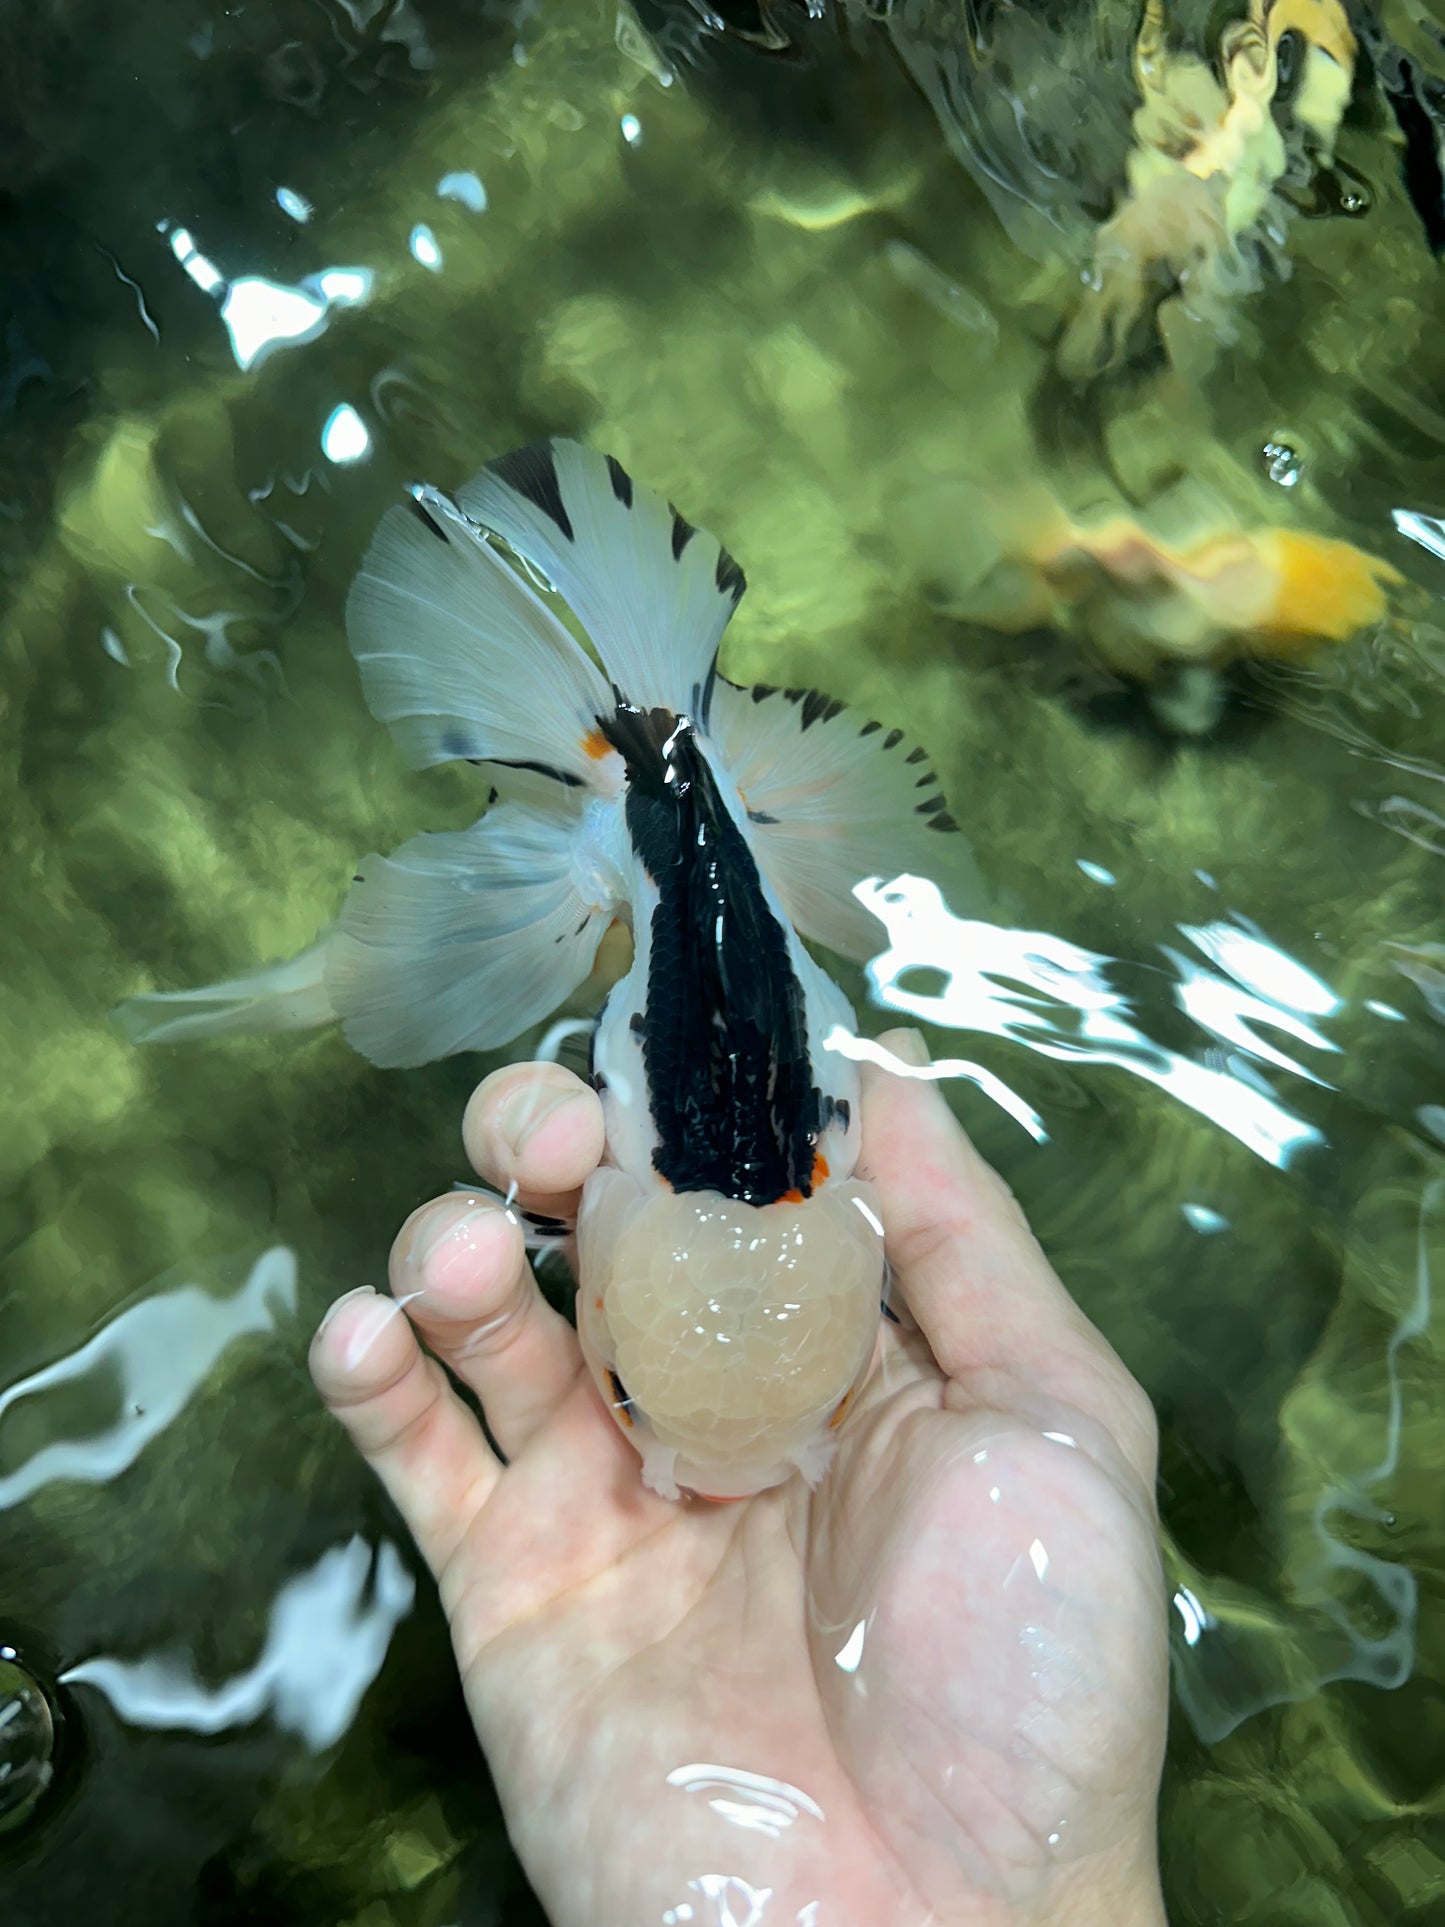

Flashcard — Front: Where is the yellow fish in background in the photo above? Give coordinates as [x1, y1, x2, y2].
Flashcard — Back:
[966, 489, 1402, 730]
[1058, 0, 1358, 380]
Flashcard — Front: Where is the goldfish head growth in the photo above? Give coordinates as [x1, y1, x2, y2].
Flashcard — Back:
[576, 1169, 885, 1501]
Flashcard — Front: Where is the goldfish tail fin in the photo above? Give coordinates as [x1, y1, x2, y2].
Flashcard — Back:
[456, 440, 746, 718]
[705, 680, 984, 963]
[114, 939, 337, 1045]
[323, 801, 615, 1067]
[346, 479, 614, 784]
[118, 803, 617, 1068]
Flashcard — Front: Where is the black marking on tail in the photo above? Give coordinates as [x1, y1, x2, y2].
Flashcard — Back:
[799, 690, 845, 731]
[488, 443, 575, 542]
[884, 728, 904, 750]
[605, 454, 634, 506]
[489, 756, 586, 789]
[670, 507, 696, 560]
[906, 746, 928, 765]
[406, 493, 450, 542]
[603, 701, 826, 1205]
[716, 548, 746, 602]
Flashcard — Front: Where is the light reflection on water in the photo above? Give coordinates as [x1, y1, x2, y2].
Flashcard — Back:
[852, 875, 1335, 1167]
[64, 1536, 415, 1752]
[0, 1250, 297, 1511]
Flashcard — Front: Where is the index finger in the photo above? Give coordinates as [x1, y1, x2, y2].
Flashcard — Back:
[861, 1029, 1157, 1484]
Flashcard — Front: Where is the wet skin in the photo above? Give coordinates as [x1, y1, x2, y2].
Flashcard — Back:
[310, 1031, 1169, 1927]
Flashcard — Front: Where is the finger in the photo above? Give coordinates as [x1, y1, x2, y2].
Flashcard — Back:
[861, 1029, 1157, 1483]
[391, 1193, 585, 1458]
[462, 1062, 605, 1218]
[309, 1286, 500, 1575]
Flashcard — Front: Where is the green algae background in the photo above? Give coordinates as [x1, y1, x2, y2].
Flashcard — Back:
[1, 1, 1443, 1921]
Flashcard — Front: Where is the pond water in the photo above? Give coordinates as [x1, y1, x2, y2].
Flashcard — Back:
[2, 1, 1443, 1921]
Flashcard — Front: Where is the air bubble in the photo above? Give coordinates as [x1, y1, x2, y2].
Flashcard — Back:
[1262, 440, 1301, 487]
[0, 1653, 56, 1833]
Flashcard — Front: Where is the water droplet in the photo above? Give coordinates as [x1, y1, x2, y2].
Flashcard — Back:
[1262, 440, 1301, 487]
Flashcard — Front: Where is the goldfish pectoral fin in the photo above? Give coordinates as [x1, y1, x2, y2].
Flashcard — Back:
[637, 1438, 682, 1502]
[457, 440, 745, 718]
[346, 478, 612, 783]
[324, 803, 614, 1069]
[705, 678, 985, 964]
[114, 938, 337, 1045]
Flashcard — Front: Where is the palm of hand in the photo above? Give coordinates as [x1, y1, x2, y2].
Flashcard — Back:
[313, 1041, 1167, 1927]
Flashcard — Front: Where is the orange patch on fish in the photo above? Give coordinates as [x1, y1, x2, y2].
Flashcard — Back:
[581, 728, 612, 759]
[1265, 0, 1356, 69]
[1026, 512, 1400, 664]
[1244, 532, 1402, 656]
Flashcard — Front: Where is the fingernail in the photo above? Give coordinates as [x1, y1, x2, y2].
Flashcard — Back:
[342, 1295, 405, 1372]
[498, 1085, 578, 1157]
[886, 1027, 931, 1069]
[316, 1285, 376, 1337]
[407, 1202, 503, 1287]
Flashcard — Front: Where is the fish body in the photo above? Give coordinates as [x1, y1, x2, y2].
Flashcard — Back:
[963, 485, 1399, 666]
[119, 440, 962, 1500]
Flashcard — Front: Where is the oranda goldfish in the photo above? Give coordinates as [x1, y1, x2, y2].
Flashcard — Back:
[119, 441, 962, 1501]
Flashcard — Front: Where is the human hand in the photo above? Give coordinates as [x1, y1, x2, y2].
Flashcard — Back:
[310, 1031, 1168, 1927]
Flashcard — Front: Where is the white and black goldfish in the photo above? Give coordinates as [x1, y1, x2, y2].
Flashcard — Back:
[119, 440, 962, 1501]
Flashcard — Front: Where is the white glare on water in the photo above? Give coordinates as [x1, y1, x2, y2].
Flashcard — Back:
[409, 223, 443, 270]
[321, 404, 370, 464]
[436, 169, 488, 212]
[160, 220, 373, 370]
[851, 875, 1334, 1167]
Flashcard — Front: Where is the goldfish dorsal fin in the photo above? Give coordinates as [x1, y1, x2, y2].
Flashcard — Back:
[706, 680, 984, 963]
[458, 440, 745, 720]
